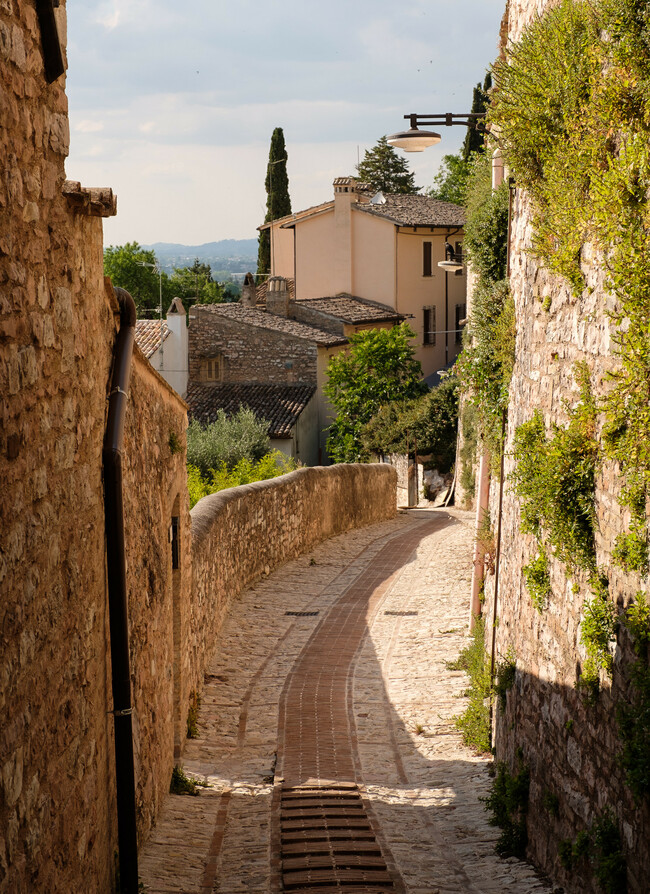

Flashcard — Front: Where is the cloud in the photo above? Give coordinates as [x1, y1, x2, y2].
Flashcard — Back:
[66, 0, 505, 244]
[75, 119, 104, 133]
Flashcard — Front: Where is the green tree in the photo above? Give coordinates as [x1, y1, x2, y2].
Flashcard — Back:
[257, 127, 291, 278]
[103, 242, 173, 314]
[428, 153, 471, 205]
[356, 136, 419, 194]
[169, 258, 225, 306]
[361, 375, 459, 471]
[325, 323, 427, 462]
[428, 74, 491, 205]
[462, 72, 491, 161]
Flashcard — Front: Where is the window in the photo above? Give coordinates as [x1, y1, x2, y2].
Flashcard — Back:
[455, 303, 467, 344]
[170, 516, 180, 570]
[200, 355, 222, 382]
[423, 241, 432, 277]
[423, 306, 436, 345]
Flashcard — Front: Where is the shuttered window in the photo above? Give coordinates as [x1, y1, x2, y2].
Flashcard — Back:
[423, 306, 436, 345]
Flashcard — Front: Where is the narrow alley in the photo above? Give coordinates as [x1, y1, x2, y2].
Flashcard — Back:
[139, 509, 552, 894]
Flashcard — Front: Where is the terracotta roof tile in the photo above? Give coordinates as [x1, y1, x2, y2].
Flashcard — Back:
[197, 303, 347, 347]
[134, 320, 171, 359]
[354, 194, 465, 228]
[295, 294, 403, 325]
[186, 382, 316, 438]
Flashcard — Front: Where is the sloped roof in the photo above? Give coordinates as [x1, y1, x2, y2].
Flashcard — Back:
[258, 200, 333, 231]
[186, 382, 316, 438]
[295, 294, 403, 325]
[134, 320, 171, 359]
[354, 194, 465, 228]
[197, 302, 347, 347]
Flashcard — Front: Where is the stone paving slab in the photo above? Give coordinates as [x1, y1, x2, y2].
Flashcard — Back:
[139, 509, 554, 894]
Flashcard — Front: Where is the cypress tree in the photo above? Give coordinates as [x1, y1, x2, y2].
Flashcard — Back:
[462, 72, 492, 161]
[257, 128, 291, 278]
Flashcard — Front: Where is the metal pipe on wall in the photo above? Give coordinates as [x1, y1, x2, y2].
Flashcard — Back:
[103, 286, 139, 894]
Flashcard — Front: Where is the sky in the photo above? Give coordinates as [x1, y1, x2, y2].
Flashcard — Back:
[65, 0, 506, 247]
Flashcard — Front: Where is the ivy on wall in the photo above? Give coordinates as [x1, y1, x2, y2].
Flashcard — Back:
[490, 0, 650, 570]
[456, 153, 514, 467]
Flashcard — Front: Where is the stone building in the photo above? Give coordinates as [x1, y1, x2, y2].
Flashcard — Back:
[187, 278, 404, 463]
[0, 5, 192, 890]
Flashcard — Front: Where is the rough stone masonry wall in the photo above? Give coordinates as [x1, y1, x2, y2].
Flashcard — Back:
[122, 354, 191, 844]
[0, 3, 190, 891]
[189, 306, 318, 385]
[479, 2, 649, 891]
[188, 464, 397, 701]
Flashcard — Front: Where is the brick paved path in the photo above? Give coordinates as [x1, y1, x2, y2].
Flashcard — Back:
[140, 509, 553, 894]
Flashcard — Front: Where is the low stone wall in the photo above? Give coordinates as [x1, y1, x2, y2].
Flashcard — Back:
[187, 464, 397, 697]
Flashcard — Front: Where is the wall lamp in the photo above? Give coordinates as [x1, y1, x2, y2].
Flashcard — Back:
[387, 112, 487, 152]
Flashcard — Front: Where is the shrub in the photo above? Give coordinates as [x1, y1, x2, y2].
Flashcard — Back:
[523, 547, 552, 612]
[482, 761, 530, 858]
[455, 280, 515, 462]
[511, 364, 598, 573]
[449, 614, 491, 753]
[186, 408, 270, 477]
[361, 375, 459, 471]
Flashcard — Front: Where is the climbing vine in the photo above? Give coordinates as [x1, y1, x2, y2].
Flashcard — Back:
[491, 0, 650, 817]
[455, 151, 514, 469]
[511, 363, 599, 575]
[491, 0, 650, 572]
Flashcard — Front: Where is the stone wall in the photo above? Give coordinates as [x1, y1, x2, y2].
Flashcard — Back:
[122, 354, 191, 840]
[189, 305, 318, 385]
[0, 3, 191, 890]
[187, 464, 397, 700]
[479, 2, 650, 891]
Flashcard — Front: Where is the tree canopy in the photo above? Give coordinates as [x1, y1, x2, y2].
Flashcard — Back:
[428, 154, 471, 205]
[103, 242, 173, 314]
[462, 72, 491, 161]
[356, 136, 419, 195]
[257, 127, 291, 278]
[325, 322, 427, 462]
[428, 73, 492, 206]
[361, 375, 459, 471]
[104, 245, 234, 315]
[169, 258, 225, 306]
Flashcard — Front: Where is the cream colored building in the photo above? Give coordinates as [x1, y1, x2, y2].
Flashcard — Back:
[260, 177, 467, 381]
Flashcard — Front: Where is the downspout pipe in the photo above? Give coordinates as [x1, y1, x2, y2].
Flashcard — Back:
[103, 286, 139, 894]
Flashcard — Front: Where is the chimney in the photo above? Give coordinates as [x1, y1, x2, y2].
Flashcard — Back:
[240, 272, 257, 307]
[332, 177, 357, 294]
[266, 276, 290, 317]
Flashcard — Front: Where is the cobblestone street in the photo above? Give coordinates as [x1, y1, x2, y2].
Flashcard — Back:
[140, 508, 553, 894]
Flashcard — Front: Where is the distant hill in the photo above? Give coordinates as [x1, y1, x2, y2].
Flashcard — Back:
[143, 239, 258, 277]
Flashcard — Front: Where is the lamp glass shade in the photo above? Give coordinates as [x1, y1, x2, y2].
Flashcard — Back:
[387, 127, 441, 152]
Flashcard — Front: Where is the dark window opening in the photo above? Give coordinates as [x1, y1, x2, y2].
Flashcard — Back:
[423, 242, 432, 277]
[171, 516, 180, 570]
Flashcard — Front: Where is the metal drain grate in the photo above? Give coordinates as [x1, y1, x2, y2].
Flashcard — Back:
[279, 784, 395, 891]
[384, 610, 418, 617]
[285, 611, 320, 617]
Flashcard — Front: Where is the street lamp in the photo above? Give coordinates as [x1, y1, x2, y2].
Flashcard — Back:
[387, 112, 487, 152]
[138, 261, 164, 369]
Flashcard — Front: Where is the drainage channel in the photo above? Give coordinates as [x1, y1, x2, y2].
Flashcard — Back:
[279, 783, 396, 892]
